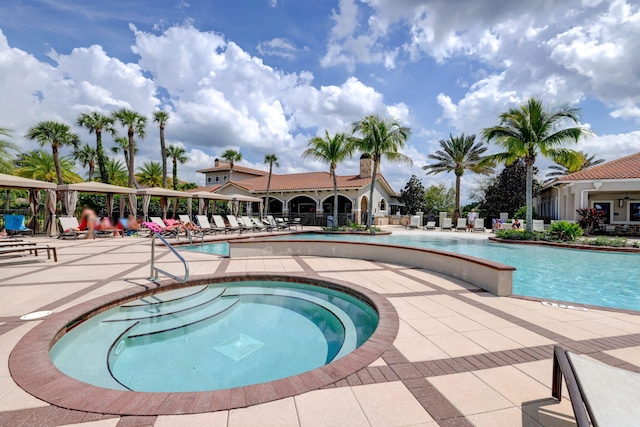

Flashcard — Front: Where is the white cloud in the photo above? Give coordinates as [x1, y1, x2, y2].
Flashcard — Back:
[257, 37, 298, 60]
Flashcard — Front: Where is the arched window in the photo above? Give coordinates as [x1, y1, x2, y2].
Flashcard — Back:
[379, 199, 386, 211]
[207, 177, 211, 183]
[215, 176, 219, 182]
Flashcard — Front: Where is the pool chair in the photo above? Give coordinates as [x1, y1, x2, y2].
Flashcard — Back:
[0, 244, 57, 262]
[179, 214, 211, 236]
[532, 219, 545, 232]
[57, 217, 88, 240]
[473, 218, 486, 232]
[251, 217, 272, 231]
[148, 217, 182, 239]
[267, 215, 287, 231]
[424, 221, 436, 231]
[405, 215, 421, 230]
[552, 345, 640, 427]
[276, 217, 291, 230]
[240, 216, 260, 232]
[4, 214, 33, 236]
[212, 215, 238, 234]
[455, 218, 467, 231]
[441, 217, 453, 231]
[226, 215, 249, 233]
[291, 217, 302, 230]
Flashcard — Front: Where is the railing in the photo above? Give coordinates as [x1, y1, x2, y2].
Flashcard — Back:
[149, 232, 190, 282]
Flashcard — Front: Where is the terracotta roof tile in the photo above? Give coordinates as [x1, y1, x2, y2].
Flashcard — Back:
[229, 172, 380, 192]
[196, 162, 267, 176]
[560, 151, 640, 181]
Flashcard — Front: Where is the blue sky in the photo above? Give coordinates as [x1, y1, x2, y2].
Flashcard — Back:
[1, 0, 639, 201]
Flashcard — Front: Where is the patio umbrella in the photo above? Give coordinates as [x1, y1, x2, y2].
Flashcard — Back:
[44, 189, 57, 236]
[128, 193, 137, 218]
[28, 189, 41, 233]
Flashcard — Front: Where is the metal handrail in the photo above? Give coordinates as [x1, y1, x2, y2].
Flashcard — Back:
[149, 233, 190, 282]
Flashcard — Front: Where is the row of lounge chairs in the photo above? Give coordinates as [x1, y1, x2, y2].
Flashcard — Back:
[0, 237, 57, 262]
[405, 216, 487, 232]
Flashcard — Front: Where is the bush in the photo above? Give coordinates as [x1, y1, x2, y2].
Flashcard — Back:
[581, 237, 628, 247]
[494, 230, 544, 240]
[514, 205, 537, 220]
[547, 221, 583, 241]
[576, 208, 606, 235]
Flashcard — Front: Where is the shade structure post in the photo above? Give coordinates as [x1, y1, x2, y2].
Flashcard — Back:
[198, 197, 206, 216]
[128, 193, 137, 218]
[142, 194, 151, 221]
[119, 196, 126, 218]
[187, 196, 193, 219]
[172, 197, 178, 218]
[44, 189, 57, 236]
[28, 189, 41, 233]
[106, 193, 114, 219]
[64, 189, 79, 217]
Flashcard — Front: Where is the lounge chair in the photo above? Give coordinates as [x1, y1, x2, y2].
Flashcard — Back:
[552, 345, 640, 427]
[149, 217, 182, 239]
[473, 218, 485, 232]
[180, 214, 211, 236]
[604, 224, 616, 235]
[58, 217, 88, 240]
[441, 217, 453, 231]
[267, 215, 287, 231]
[276, 217, 291, 230]
[532, 219, 545, 232]
[424, 221, 436, 231]
[0, 245, 57, 262]
[290, 217, 302, 230]
[193, 215, 220, 235]
[405, 215, 420, 230]
[4, 214, 33, 236]
[455, 218, 467, 231]
[240, 216, 259, 232]
[212, 215, 238, 234]
[250, 217, 271, 231]
[226, 215, 249, 233]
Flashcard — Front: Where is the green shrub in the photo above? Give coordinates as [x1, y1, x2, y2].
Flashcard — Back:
[547, 221, 583, 241]
[582, 237, 628, 247]
[632, 241, 640, 248]
[494, 230, 543, 240]
[514, 205, 537, 220]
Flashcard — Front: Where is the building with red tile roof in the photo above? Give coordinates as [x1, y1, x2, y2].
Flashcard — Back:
[535, 151, 640, 224]
[191, 156, 399, 224]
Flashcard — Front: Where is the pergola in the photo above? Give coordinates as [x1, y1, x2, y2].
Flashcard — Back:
[57, 183, 138, 233]
[188, 191, 263, 216]
[0, 174, 57, 235]
[136, 188, 194, 220]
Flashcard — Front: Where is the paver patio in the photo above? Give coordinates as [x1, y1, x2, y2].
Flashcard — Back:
[1, 227, 639, 426]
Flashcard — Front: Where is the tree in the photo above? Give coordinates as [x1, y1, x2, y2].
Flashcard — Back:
[302, 131, 352, 225]
[482, 98, 591, 231]
[477, 161, 542, 220]
[166, 145, 187, 191]
[545, 150, 604, 182]
[112, 108, 147, 188]
[263, 153, 279, 216]
[424, 184, 456, 215]
[111, 136, 137, 171]
[105, 158, 129, 187]
[397, 175, 427, 215]
[76, 112, 116, 184]
[221, 149, 242, 182]
[74, 144, 98, 181]
[25, 121, 80, 185]
[136, 161, 163, 188]
[423, 134, 493, 223]
[16, 150, 82, 183]
[153, 110, 170, 188]
[351, 115, 411, 229]
[0, 128, 18, 174]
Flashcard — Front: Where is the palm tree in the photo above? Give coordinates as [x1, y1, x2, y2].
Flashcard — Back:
[482, 97, 592, 231]
[76, 112, 116, 184]
[105, 158, 128, 187]
[25, 121, 80, 185]
[545, 150, 604, 182]
[153, 110, 170, 188]
[74, 144, 98, 181]
[16, 150, 82, 183]
[263, 154, 279, 216]
[166, 145, 187, 191]
[221, 149, 242, 182]
[351, 115, 412, 229]
[136, 161, 163, 188]
[0, 128, 18, 174]
[302, 132, 353, 225]
[111, 136, 138, 170]
[423, 134, 493, 222]
[112, 108, 147, 188]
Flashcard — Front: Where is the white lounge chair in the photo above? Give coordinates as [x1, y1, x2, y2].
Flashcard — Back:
[251, 217, 271, 231]
[532, 219, 545, 232]
[149, 217, 181, 238]
[212, 215, 238, 233]
[441, 218, 453, 231]
[58, 217, 88, 240]
[424, 221, 436, 231]
[267, 215, 287, 231]
[455, 218, 467, 231]
[226, 215, 246, 233]
[193, 215, 219, 235]
[406, 215, 420, 230]
[473, 218, 485, 232]
[240, 216, 259, 232]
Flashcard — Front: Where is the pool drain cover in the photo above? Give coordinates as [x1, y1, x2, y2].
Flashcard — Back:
[214, 334, 263, 361]
[20, 311, 53, 320]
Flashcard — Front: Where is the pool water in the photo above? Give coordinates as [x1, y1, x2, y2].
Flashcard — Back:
[182, 234, 640, 311]
[50, 281, 378, 392]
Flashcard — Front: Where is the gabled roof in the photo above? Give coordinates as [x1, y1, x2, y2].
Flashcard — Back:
[0, 173, 57, 190]
[559, 152, 640, 181]
[196, 161, 267, 176]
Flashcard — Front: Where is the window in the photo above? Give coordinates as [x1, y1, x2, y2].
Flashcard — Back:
[215, 176, 219, 182]
[224, 175, 227, 181]
[207, 177, 211, 183]
[379, 199, 386, 211]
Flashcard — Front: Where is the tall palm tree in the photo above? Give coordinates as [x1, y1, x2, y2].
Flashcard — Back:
[302, 132, 352, 225]
[0, 128, 18, 174]
[112, 108, 147, 188]
[166, 145, 187, 191]
[16, 150, 82, 183]
[221, 149, 242, 182]
[105, 158, 129, 187]
[153, 110, 170, 188]
[482, 97, 592, 231]
[136, 161, 163, 188]
[25, 121, 80, 185]
[74, 143, 98, 181]
[76, 112, 116, 184]
[423, 134, 493, 222]
[545, 150, 604, 182]
[263, 154, 279, 216]
[111, 136, 138, 171]
[351, 115, 412, 229]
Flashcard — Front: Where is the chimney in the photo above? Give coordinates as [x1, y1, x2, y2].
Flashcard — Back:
[214, 158, 219, 167]
[359, 154, 378, 178]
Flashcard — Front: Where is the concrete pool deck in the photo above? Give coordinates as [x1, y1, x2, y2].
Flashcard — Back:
[1, 227, 639, 426]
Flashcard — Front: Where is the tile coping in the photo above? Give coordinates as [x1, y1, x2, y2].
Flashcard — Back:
[8, 273, 399, 416]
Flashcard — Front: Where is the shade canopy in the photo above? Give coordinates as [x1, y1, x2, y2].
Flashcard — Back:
[136, 187, 193, 198]
[0, 173, 57, 190]
[189, 191, 235, 201]
[57, 182, 137, 194]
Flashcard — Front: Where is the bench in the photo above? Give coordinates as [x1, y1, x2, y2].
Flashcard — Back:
[0, 245, 58, 262]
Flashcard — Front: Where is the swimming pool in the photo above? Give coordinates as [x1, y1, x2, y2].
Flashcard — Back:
[182, 234, 640, 311]
[50, 280, 378, 392]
